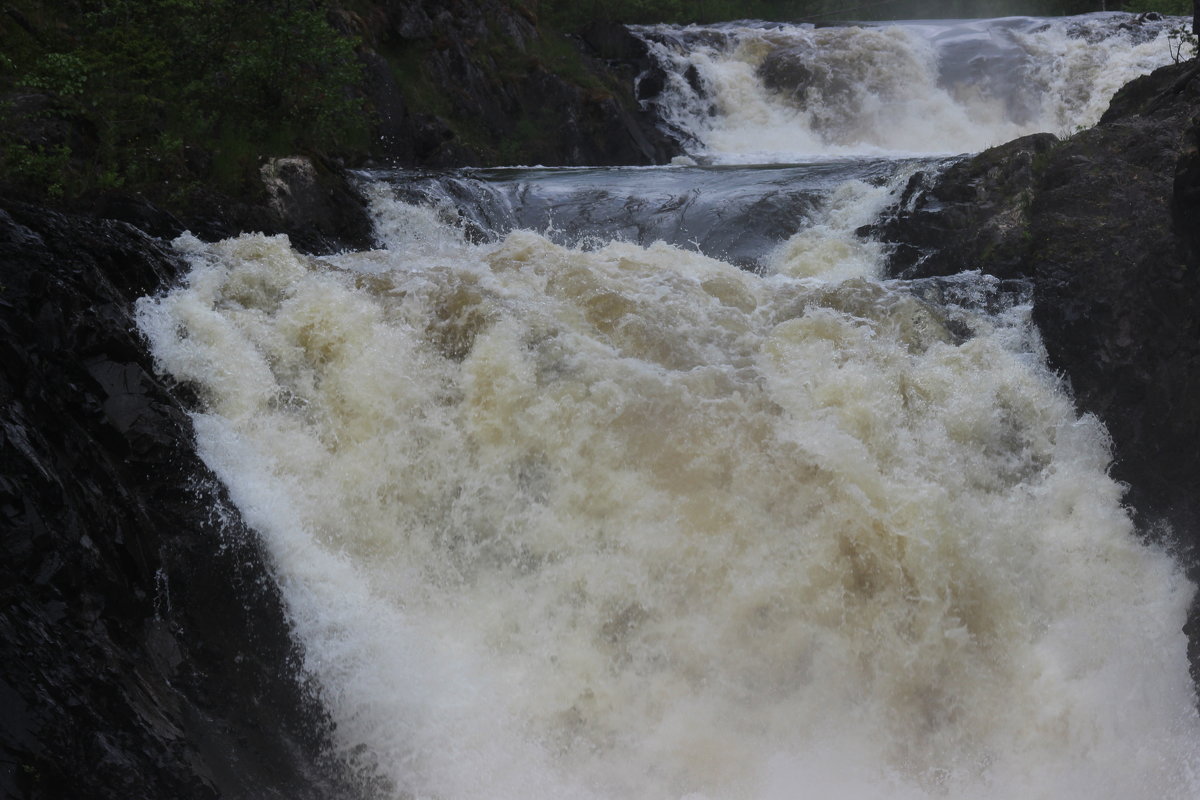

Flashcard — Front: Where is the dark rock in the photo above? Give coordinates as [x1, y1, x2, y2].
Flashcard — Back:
[14, 157, 375, 258]
[870, 59, 1200, 691]
[636, 66, 668, 101]
[1174, 118, 1200, 261]
[410, 113, 463, 164]
[579, 21, 650, 63]
[355, 3, 681, 167]
[87, 193, 186, 242]
[759, 46, 820, 97]
[1101, 57, 1200, 123]
[870, 132, 1058, 279]
[0, 91, 94, 158]
[154, 157, 374, 256]
[360, 50, 413, 162]
[259, 155, 376, 252]
[496, 8, 537, 53]
[758, 44, 861, 118]
[0, 201, 359, 799]
[393, 2, 434, 40]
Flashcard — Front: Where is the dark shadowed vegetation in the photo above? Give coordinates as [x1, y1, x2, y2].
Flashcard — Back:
[0, 0, 366, 204]
[0, 0, 1193, 211]
[531, 0, 1151, 25]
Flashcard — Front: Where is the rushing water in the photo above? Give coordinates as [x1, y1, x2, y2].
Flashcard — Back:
[137, 13, 1200, 800]
[363, 159, 918, 271]
[636, 12, 1182, 161]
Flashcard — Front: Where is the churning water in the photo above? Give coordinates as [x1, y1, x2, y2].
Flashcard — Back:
[137, 13, 1200, 800]
[636, 13, 1182, 160]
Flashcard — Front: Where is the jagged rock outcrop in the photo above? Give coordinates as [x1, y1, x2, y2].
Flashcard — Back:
[576, 21, 705, 152]
[0, 203, 358, 800]
[872, 132, 1057, 280]
[77, 154, 376, 256]
[869, 58, 1200, 685]
[340, 0, 680, 167]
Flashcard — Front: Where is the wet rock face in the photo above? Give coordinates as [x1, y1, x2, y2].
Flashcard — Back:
[1175, 116, 1200, 263]
[81, 155, 375, 257]
[869, 59, 1200, 688]
[758, 46, 857, 109]
[257, 155, 376, 252]
[350, 3, 680, 167]
[0, 204, 355, 800]
[874, 132, 1058, 281]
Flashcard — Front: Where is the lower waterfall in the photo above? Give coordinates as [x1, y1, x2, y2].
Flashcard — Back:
[135, 11, 1199, 800]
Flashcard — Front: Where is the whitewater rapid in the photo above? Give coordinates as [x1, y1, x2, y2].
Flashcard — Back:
[136, 12, 1199, 800]
[635, 13, 1183, 161]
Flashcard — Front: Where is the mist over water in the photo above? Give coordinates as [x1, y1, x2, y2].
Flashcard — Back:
[137, 12, 1200, 800]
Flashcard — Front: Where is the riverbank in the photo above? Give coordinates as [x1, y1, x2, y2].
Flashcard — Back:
[0, 203, 367, 798]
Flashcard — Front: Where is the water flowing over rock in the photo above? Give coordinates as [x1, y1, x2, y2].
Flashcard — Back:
[629, 14, 1181, 162]
[0, 204, 355, 799]
[5, 10, 1200, 800]
[363, 158, 905, 271]
[870, 58, 1200, 684]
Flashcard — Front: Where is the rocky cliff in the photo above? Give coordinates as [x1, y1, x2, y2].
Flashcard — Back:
[869, 58, 1200, 686]
[0, 1, 680, 249]
[0, 204, 361, 799]
[342, 0, 679, 168]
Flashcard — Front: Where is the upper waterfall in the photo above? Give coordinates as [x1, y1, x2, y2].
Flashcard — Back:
[633, 13, 1181, 162]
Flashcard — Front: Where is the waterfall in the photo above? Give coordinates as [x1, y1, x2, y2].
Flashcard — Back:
[633, 13, 1180, 161]
[136, 12, 1199, 800]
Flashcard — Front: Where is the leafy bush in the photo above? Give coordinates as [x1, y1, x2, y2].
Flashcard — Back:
[20, 54, 87, 97]
[3, 142, 71, 198]
[0, 0, 366, 202]
[1123, 0, 1192, 13]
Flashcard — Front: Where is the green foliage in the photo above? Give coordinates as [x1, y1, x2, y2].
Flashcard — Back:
[0, 0, 367, 203]
[3, 142, 71, 198]
[20, 53, 87, 97]
[1123, 0, 1192, 13]
[1166, 20, 1199, 60]
[530, 0, 1126, 25]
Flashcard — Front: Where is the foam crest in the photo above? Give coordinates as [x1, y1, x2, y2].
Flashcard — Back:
[138, 211, 1200, 799]
[636, 14, 1181, 161]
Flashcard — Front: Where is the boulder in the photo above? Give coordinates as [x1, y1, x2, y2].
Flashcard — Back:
[578, 21, 651, 63]
[258, 155, 375, 252]
[872, 132, 1058, 280]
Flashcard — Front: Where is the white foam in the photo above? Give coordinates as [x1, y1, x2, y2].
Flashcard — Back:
[138, 206, 1200, 798]
[636, 14, 1182, 162]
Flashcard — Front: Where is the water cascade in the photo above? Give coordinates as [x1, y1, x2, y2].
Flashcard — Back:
[635, 14, 1182, 161]
[136, 13, 1200, 800]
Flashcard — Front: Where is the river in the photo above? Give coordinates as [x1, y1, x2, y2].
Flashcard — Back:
[136, 13, 1200, 800]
